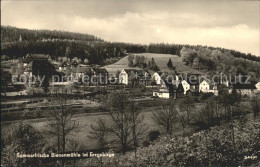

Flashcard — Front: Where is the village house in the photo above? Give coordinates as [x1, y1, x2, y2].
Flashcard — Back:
[19, 54, 57, 86]
[255, 82, 260, 91]
[23, 62, 33, 78]
[153, 80, 171, 99]
[22, 54, 56, 77]
[119, 69, 151, 86]
[59, 62, 69, 71]
[152, 72, 180, 85]
[152, 72, 164, 85]
[23, 54, 51, 67]
[181, 79, 199, 95]
[75, 66, 93, 79]
[199, 80, 218, 96]
[92, 67, 109, 85]
[229, 84, 257, 97]
[153, 79, 180, 99]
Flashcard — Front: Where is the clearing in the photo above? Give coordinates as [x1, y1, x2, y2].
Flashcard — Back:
[104, 53, 202, 75]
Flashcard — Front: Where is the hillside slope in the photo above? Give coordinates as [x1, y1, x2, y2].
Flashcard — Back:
[104, 53, 202, 75]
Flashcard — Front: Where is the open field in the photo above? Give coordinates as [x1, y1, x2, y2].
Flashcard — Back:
[104, 53, 202, 75]
[1, 106, 162, 151]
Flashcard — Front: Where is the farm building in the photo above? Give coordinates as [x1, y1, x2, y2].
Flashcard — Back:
[119, 69, 151, 86]
[199, 80, 218, 96]
[229, 84, 257, 97]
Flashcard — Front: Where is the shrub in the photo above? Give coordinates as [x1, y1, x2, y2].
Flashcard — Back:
[108, 119, 260, 167]
[148, 130, 161, 142]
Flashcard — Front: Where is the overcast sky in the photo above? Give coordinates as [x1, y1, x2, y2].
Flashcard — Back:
[1, 0, 260, 56]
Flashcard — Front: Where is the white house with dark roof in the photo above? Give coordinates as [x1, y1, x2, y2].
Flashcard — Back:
[119, 69, 151, 85]
[255, 82, 260, 91]
[181, 80, 191, 95]
[23, 54, 51, 67]
[152, 71, 180, 85]
[199, 80, 218, 96]
[152, 72, 162, 85]
[153, 80, 170, 99]
[181, 79, 199, 95]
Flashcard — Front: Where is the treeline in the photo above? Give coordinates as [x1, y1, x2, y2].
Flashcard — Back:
[2, 26, 260, 68]
[146, 43, 260, 62]
[1, 41, 127, 65]
[180, 47, 260, 83]
[1, 26, 104, 43]
[1, 27, 148, 64]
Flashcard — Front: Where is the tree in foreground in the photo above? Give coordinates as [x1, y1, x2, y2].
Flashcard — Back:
[88, 118, 109, 151]
[47, 94, 79, 167]
[179, 97, 195, 125]
[152, 100, 177, 135]
[252, 96, 260, 119]
[106, 92, 147, 155]
[1, 122, 46, 167]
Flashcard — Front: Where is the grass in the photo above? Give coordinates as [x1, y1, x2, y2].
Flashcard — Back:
[1, 106, 160, 151]
[104, 53, 202, 75]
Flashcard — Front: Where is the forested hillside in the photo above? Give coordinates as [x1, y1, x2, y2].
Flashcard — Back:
[1, 26, 259, 78]
[1, 26, 144, 64]
[1, 26, 104, 43]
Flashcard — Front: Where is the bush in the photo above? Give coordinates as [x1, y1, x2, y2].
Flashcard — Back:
[198, 92, 214, 101]
[148, 130, 160, 142]
[108, 119, 260, 167]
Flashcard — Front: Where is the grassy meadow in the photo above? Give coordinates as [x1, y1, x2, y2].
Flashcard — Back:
[104, 53, 202, 75]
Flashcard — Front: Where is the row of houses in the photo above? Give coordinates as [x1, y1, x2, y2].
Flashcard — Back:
[154, 74, 260, 99]
[18, 54, 260, 98]
[118, 70, 260, 98]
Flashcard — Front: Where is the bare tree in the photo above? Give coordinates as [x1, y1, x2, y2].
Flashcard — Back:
[252, 96, 260, 119]
[195, 101, 215, 129]
[88, 118, 109, 151]
[179, 97, 195, 125]
[177, 111, 190, 136]
[68, 139, 82, 167]
[106, 92, 131, 154]
[48, 94, 79, 167]
[128, 102, 147, 159]
[152, 100, 177, 135]
[88, 118, 110, 167]
[106, 92, 146, 155]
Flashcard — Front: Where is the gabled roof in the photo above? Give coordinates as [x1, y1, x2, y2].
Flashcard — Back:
[123, 69, 150, 77]
[23, 54, 50, 63]
[93, 67, 108, 74]
[200, 79, 215, 86]
[25, 62, 33, 68]
[76, 67, 94, 74]
[30, 54, 50, 59]
[182, 79, 199, 86]
[231, 84, 256, 90]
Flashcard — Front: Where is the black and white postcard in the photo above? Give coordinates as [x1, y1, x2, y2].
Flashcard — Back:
[1, 0, 260, 166]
